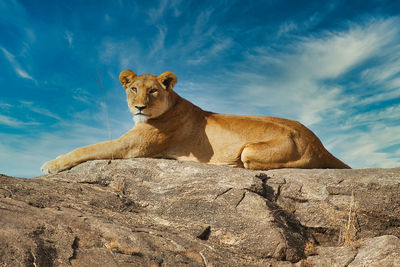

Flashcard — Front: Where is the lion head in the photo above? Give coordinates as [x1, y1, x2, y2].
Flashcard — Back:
[119, 70, 177, 124]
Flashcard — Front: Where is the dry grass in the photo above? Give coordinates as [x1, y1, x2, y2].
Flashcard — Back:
[94, 67, 113, 148]
[113, 176, 126, 193]
[301, 259, 314, 267]
[95, 68, 124, 193]
[106, 240, 141, 255]
[339, 191, 360, 247]
[304, 241, 318, 256]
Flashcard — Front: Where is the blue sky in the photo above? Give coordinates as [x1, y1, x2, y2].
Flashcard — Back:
[1, 0, 400, 177]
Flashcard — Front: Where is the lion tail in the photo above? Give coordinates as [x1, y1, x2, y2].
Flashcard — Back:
[323, 150, 351, 169]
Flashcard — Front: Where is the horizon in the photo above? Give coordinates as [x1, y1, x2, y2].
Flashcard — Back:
[1, 0, 400, 177]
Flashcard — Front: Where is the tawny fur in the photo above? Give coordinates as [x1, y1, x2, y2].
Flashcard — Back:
[41, 70, 350, 174]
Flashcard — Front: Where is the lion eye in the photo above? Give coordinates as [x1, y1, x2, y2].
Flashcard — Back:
[149, 89, 158, 94]
[131, 87, 137, 93]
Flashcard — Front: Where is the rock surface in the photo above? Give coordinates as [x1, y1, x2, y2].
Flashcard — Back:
[0, 158, 400, 266]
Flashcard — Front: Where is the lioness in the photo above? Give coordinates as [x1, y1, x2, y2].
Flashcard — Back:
[41, 70, 350, 174]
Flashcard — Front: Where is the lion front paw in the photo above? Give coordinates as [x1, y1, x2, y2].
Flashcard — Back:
[41, 159, 61, 174]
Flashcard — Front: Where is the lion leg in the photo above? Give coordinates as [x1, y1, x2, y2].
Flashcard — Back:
[240, 137, 305, 170]
[41, 139, 127, 174]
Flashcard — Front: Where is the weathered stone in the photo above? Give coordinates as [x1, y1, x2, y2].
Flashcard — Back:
[1, 158, 400, 266]
[349, 235, 400, 267]
[306, 246, 357, 267]
[265, 168, 400, 245]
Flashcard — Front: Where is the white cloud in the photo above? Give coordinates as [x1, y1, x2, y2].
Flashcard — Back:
[1, 46, 17, 64]
[0, 102, 12, 109]
[277, 21, 298, 37]
[147, 0, 182, 23]
[172, 8, 234, 65]
[0, 114, 39, 128]
[359, 87, 400, 106]
[193, 9, 214, 35]
[19, 100, 61, 120]
[150, 25, 168, 57]
[284, 19, 394, 80]
[276, 10, 328, 38]
[344, 104, 400, 128]
[210, 37, 233, 55]
[186, 36, 233, 65]
[356, 51, 400, 105]
[0, 46, 35, 81]
[361, 57, 400, 85]
[15, 67, 34, 80]
[64, 31, 74, 47]
[232, 18, 399, 126]
[328, 123, 400, 168]
[0, 100, 62, 130]
[99, 2, 233, 69]
[147, 0, 169, 23]
[72, 87, 93, 104]
[98, 37, 148, 72]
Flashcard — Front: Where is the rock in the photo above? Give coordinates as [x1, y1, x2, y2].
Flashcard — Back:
[306, 246, 357, 266]
[349, 235, 400, 267]
[266, 168, 400, 245]
[0, 158, 399, 266]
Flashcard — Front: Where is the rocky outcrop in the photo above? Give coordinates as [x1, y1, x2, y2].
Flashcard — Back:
[1, 158, 400, 266]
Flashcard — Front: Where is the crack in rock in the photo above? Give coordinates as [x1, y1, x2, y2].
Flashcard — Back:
[214, 188, 232, 200]
[235, 191, 247, 208]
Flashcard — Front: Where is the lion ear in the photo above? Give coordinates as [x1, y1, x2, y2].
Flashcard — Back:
[157, 71, 177, 91]
[119, 69, 137, 89]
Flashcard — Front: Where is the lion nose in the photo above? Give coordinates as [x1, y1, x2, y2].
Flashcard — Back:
[135, 105, 147, 111]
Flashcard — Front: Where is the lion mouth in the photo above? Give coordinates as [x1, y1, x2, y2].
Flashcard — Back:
[133, 114, 148, 124]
